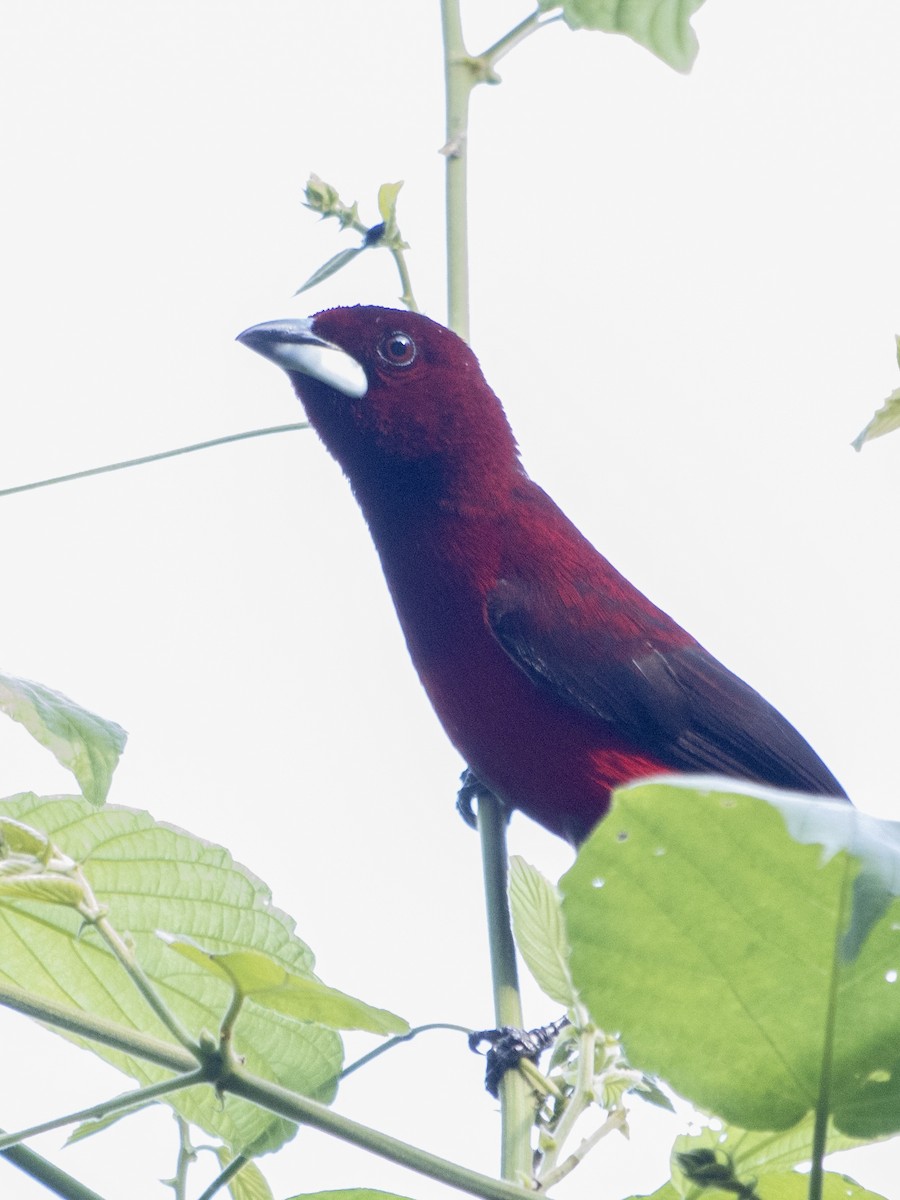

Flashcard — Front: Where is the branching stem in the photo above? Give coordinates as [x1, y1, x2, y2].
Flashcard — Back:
[477, 7, 563, 68]
[75, 871, 202, 1059]
[0, 1070, 206, 1152]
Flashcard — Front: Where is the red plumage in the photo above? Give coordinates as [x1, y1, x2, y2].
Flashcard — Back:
[238, 305, 845, 844]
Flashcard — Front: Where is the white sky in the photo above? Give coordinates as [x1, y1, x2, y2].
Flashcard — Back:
[1, 1, 899, 1197]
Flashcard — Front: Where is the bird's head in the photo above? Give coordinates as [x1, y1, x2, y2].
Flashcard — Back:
[237, 306, 519, 494]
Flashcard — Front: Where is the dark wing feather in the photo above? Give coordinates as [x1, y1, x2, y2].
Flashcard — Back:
[487, 577, 846, 800]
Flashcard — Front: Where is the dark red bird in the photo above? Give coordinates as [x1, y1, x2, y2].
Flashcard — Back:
[238, 306, 845, 844]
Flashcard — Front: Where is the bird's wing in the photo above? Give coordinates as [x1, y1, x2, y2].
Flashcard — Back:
[486, 574, 846, 798]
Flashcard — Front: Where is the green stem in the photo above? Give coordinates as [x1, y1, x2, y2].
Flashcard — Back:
[77, 880, 202, 1058]
[218, 986, 245, 1054]
[194, 1153, 246, 1200]
[339, 1022, 473, 1080]
[0, 1137, 109, 1200]
[390, 246, 419, 312]
[224, 1063, 540, 1200]
[0, 1070, 206, 1152]
[476, 8, 563, 68]
[0, 424, 308, 499]
[537, 1024, 594, 1179]
[440, 0, 474, 340]
[478, 795, 535, 1185]
[539, 1108, 627, 1190]
[0, 980, 198, 1074]
[169, 1116, 196, 1200]
[440, 2, 535, 1175]
[0, 979, 545, 1200]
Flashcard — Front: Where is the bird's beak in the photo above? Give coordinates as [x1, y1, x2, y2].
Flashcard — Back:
[236, 319, 368, 399]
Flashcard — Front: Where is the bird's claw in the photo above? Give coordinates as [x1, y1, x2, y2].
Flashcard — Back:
[456, 768, 483, 829]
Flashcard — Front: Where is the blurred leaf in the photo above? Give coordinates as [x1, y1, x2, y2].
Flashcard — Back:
[634, 1074, 676, 1112]
[508, 856, 579, 1007]
[561, 781, 900, 1137]
[560, 0, 705, 73]
[162, 938, 408, 1035]
[295, 247, 363, 295]
[0, 673, 126, 805]
[852, 335, 900, 451]
[0, 793, 342, 1155]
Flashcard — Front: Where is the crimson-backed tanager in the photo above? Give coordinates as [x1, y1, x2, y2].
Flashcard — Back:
[238, 306, 845, 844]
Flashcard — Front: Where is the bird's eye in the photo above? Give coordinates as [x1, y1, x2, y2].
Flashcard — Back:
[377, 331, 417, 367]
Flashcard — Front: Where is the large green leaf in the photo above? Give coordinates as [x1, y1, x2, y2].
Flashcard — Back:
[561, 781, 900, 1136]
[0, 673, 126, 805]
[557, 0, 706, 73]
[0, 793, 342, 1155]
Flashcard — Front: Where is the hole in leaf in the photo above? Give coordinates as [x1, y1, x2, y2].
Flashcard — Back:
[864, 1069, 891, 1084]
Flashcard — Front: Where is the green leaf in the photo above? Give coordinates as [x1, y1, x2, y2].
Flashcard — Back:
[560, 781, 900, 1138]
[634, 1074, 676, 1112]
[0, 873, 85, 906]
[377, 181, 404, 231]
[508, 856, 579, 1007]
[852, 335, 900, 450]
[0, 673, 126, 805]
[560, 0, 706, 73]
[0, 793, 342, 1155]
[0, 816, 51, 859]
[161, 938, 408, 1035]
[214, 1148, 275, 1200]
[295, 247, 364, 295]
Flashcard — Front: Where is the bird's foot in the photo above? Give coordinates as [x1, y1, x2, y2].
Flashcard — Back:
[456, 768, 485, 829]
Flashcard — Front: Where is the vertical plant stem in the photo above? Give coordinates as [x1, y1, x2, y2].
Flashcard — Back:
[478, 795, 535, 1185]
[441, 0, 534, 1183]
[440, 0, 474, 341]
